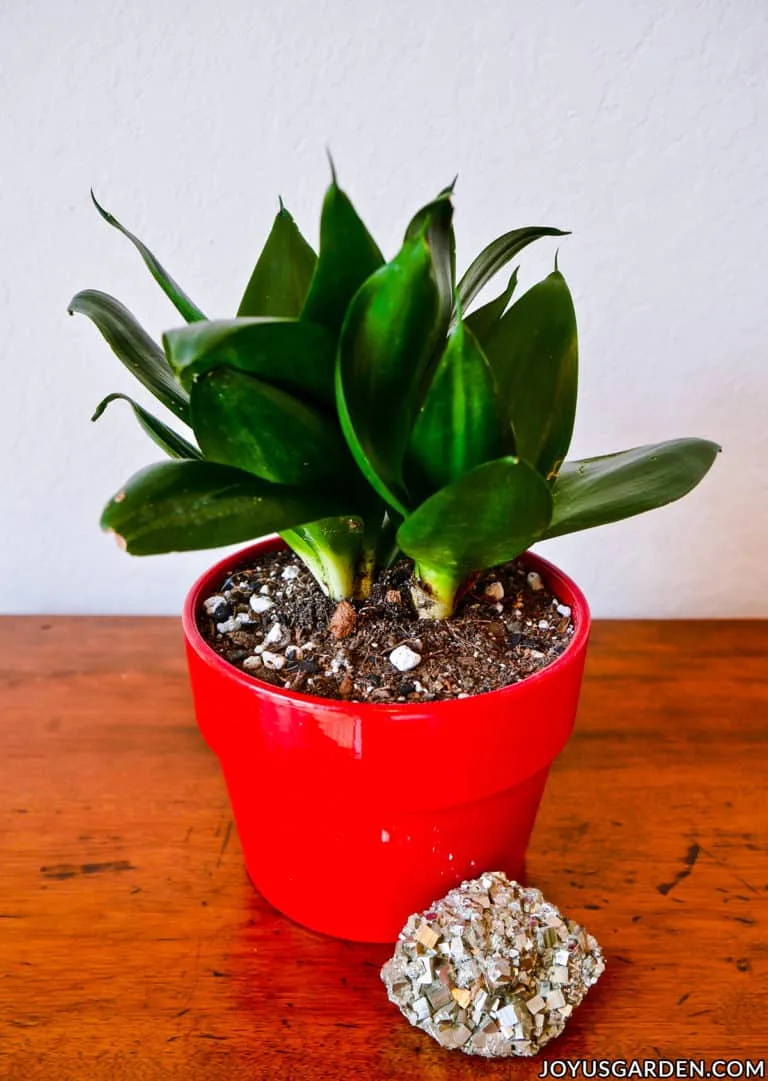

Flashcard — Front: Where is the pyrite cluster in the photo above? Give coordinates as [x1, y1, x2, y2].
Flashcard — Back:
[381, 871, 604, 1057]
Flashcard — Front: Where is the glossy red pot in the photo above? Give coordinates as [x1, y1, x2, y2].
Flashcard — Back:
[182, 538, 590, 942]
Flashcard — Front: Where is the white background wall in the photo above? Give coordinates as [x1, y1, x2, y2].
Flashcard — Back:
[1, 0, 766, 617]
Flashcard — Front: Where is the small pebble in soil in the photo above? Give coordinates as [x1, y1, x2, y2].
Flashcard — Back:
[242, 655, 262, 672]
[484, 581, 504, 602]
[527, 571, 544, 591]
[250, 594, 275, 614]
[330, 652, 350, 674]
[390, 644, 422, 673]
[556, 603, 572, 618]
[204, 595, 231, 622]
[281, 566, 300, 580]
[262, 651, 286, 670]
[329, 600, 357, 640]
[264, 622, 290, 648]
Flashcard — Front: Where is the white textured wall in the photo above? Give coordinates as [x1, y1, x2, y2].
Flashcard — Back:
[1, 0, 766, 616]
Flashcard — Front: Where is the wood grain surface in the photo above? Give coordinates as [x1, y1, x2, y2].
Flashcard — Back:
[1, 618, 766, 1080]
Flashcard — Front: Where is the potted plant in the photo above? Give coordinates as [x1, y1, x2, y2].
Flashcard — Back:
[70, 173, 718, 942]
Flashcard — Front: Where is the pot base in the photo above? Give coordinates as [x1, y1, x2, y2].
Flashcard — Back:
[234, 767, 548, 943]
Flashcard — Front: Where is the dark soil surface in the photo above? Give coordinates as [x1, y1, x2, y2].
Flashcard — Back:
[198, 549, 574, 703]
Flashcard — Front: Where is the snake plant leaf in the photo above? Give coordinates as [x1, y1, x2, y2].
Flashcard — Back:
[301, 179, 384, 337]
[190, 367, 351, 486]
[238, 202, 317, 317]
[407, 312, 514, 499]
[405, 181, 457, 295]
[457, 226, 569, 312]
[441, 178, 458, 289]
[484, 269, 578, 480]
[464, 267, 518, 347]
[101, 460, 351, 556]
[397, 456, 553, 573]
[337, 196, 454, 515]
[164, 318, 336, 410]
[544, 439, 721, 539]
[68, 289, 190, 423]
[280, 518, 364, 600]
[91, 192, 206, 323]
[404, 192, 455, 317]
[91, 393, 201, 460]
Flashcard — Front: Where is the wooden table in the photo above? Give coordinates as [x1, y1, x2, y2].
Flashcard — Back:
[2, 618, 766, 1080]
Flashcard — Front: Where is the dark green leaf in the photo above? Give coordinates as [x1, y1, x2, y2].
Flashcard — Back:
[301, 180, 384, 337]
[190, 367, 351, 485]
[336, 197, 454, 515]
[237, 203, 317, 317]
[164, 318, 336, 410]
[404, 193, 455, 321]
[544, 439, 721, 539]
[457, 226, 569, 312]
[91, 192, 206, 323]
[464, 267, 518, 346]
[484, 270, 578, 480]
[92, 393, 201, 459]
[407, 313, 513, 498]
[69, 289, 190, 423]
[397, 456, 553, 573]
[100, 460, 352, 556]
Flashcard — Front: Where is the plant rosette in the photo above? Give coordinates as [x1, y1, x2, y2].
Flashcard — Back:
[70, 168, 719, 941]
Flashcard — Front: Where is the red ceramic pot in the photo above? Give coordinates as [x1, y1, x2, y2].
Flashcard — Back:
[183, 538, 590, 943]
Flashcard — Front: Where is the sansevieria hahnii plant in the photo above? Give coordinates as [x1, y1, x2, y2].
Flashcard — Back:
[70, 170, 719, 619]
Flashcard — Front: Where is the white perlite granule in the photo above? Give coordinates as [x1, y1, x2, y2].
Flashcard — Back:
[381, 871, 604, 1057]
[389, 644, 422, 672]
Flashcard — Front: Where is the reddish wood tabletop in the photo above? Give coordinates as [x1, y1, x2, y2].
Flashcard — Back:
[1, 618, 766, 1080]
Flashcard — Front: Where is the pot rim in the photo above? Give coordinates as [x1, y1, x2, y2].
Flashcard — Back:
[182, 537, 590, 715]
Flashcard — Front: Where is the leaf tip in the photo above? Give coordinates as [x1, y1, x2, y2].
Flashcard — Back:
[441, 175, 458, 196]
[90, 188, 114, 224]
[325, 147, 338, 186]
[91, 393, 120, 423]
